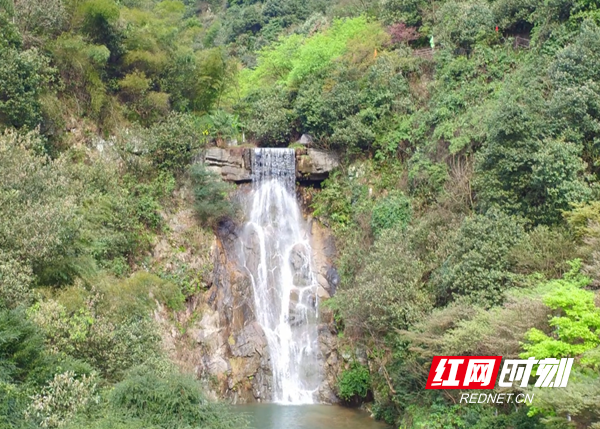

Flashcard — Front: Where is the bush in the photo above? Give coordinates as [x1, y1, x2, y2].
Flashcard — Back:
[521, 262, 599, 359]
[435, 1, 496, 49]
[78, 0, 123, 61]
[311, 170, 354, 231]
[337, 225, 431, 334]
[371, 191, 411, 236]
[49, 34, 110, 120]
[475, 76, 592, 225]
[190, 164, 235, 226]
[0, 130, 81, 277]
[146, 113, 205, 172]
[0, 250, 35, 310]
[438, 209, 525, 307]
[0, 308, 45, 384]
[14, 0, 67, 38]
[509, 225, 578, 277]
[0, 16, 53, 129]
[98, 272, 184, 318]
[244, 86, 296, 145]
[108, 366, 242, 429]
[337, 362, 371, 402]
[25, 371, 99, 429]
[29, 294, 162, 381]
[379, 0, 426, 26]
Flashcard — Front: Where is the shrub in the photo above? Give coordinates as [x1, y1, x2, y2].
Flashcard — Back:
[388, 22, 419, 45]
[29, 295, 162, 381]
[98, 272, 184, 318]
[407, 152, 448, 200]
[435, 1, 496, 49]
[0, 308, 45, 383]
[78, 0, 123, 60]
[371, 191, 411, 237]
[163, 49, 228, 114]
[49, 35, 110, 120]
[475, 76, 592, 225]
[109, 366, 242, 429]
[337, 226, 431, 334]
[548, 20, 600, 169]
[25, 371, 99, 429]
[0, 130, 81, 277]
[379, 0, 426, 26]
[311, 170, 354, 231]
[438, 209, 525, 307]
[337, 362, 371, 402]
[14, 0, 67, 38]
[0, 250, 35, 310]
[509, 225, 578, 278]
[190, 164, 235, 226]
[244, 86, 296, 145]
[564, 201, 600, 238]
[0, 16, 53, 129]
[146, 113, 205, 172]
[521, 261, 600, 359]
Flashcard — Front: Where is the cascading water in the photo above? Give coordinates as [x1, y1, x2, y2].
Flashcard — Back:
[239, 148, 322, 404]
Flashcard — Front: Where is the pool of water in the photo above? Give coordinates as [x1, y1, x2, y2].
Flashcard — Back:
[235, 404, 389, 429]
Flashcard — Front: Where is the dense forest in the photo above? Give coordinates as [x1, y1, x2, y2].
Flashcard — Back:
[1, 0, 600, 428]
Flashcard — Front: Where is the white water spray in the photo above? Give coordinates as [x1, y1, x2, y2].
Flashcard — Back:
[240, 148, 322, 404]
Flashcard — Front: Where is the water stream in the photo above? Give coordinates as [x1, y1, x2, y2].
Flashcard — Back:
[239, 148, 322, 404]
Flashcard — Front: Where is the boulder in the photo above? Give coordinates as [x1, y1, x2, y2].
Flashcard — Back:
[296, 149, 340, 181]
[296, 134, 314, 146]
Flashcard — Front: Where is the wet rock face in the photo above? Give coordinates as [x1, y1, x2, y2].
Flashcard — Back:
[308, 218, 338, 298]
[193, 221, 273, 403]
[317, 321, 341, 404]
[304, 217, 344, 403]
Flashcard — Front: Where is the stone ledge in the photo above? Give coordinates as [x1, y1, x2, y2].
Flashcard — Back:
[203, 147, 339, 182]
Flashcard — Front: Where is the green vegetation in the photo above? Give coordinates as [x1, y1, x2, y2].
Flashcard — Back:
[337, 362, 371, 402]
[0, 2, 237, 426]
[2, 0, 600, 427]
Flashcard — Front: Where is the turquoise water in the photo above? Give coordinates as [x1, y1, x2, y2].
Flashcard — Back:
[236, 404, 389, 429]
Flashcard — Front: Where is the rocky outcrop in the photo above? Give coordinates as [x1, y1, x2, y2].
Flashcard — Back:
[306, 216, 342, 403]
[296, 148, 341, 181]
[203, 147, 340, 182]
[308, 216, 339, 298]
[204, 147, 252, 182]
[202, 215, 273, 403]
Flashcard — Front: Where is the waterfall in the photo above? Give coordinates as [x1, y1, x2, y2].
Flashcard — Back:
[240, 148, 322, 404]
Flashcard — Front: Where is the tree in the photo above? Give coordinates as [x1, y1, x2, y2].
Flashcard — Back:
[476, 75, 591, 225]
[0, 15, 53, 129]
[521, 261, 600, 360]
[336, 225, 432, 334]
[438, 209, 525, 307]
[548, 19, 600, 174]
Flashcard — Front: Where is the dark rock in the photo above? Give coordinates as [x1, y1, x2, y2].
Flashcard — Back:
[326, 266, 340, 296]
